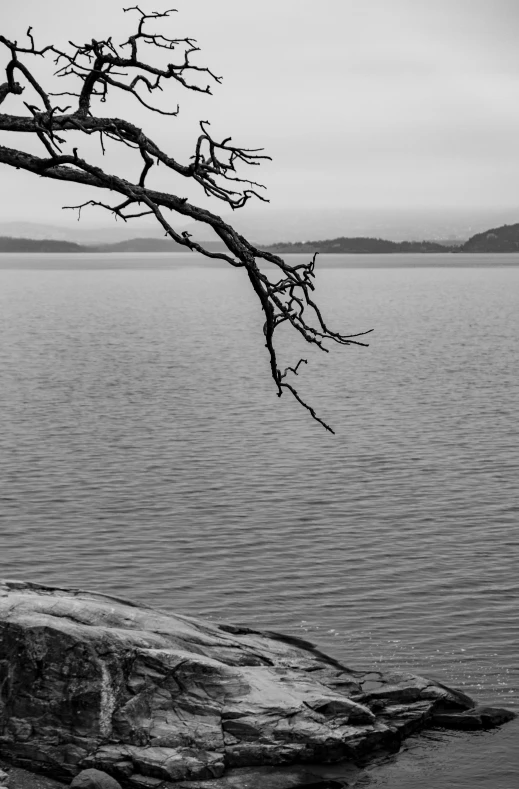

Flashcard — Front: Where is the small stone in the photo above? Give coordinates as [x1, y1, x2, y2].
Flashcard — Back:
[70, 769, 123, 789]
[0, 769, 9, 784]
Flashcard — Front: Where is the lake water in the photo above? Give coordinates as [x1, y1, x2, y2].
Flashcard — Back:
[0, 253, 518, 788]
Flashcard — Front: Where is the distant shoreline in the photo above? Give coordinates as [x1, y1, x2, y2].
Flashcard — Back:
[2, 219, 519, 255]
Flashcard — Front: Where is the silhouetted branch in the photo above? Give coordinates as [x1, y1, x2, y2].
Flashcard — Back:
[0, 8, 372, 432]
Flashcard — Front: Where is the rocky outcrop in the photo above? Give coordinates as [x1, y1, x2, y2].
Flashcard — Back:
[430, 705, 515, 731]
[0, 581, 514, 789]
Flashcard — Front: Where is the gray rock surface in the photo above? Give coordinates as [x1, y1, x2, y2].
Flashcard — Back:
[71, 769, 122, 789]
[0, 580, 515, 789]
[431, 705, 516, 730]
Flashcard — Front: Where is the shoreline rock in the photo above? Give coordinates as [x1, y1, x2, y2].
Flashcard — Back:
[0, 580, 515, 789]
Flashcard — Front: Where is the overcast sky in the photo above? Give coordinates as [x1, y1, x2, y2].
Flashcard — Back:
[2, 0, 519, 232]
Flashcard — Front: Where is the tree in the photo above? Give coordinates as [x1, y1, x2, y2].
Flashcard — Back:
[0, 6, 371, 432]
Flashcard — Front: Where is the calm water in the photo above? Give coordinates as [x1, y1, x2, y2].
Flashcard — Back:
[0, 253, 518, 788]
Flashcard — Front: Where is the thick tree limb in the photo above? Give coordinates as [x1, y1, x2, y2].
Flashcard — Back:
[0, 8, 372, 432]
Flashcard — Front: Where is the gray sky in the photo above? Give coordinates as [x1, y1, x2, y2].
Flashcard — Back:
[2, 0, 519, 233]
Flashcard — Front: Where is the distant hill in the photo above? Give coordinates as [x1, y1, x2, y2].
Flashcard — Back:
[94, 237, 227, 253]
[0, 236, 226, 254]
[0, 236, 85, 252]
[2, 208, 519, 246]
[459, 223, 519, 252]
[262, 237, 456, 254]
[3, 222, 519, 256]
[95, 237, 185, 252]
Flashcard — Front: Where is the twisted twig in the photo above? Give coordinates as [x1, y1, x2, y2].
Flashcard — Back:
[0, 8, 372, 432]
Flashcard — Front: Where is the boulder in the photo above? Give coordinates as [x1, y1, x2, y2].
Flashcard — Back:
[0, 580, 514, 789]
[71, 769, 123, 789]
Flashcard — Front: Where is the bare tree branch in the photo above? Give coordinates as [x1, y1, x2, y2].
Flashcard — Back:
[0, 8, 372, 432]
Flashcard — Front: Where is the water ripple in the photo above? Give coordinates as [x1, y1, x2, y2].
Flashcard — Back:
[0, 258, 518, 787]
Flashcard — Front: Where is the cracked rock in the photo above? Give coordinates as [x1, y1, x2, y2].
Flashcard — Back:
[431, 706, 516, 730]
[0, 580, 515, 788]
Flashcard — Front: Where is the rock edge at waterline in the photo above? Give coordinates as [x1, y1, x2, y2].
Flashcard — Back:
[0, 580, 515, 789]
